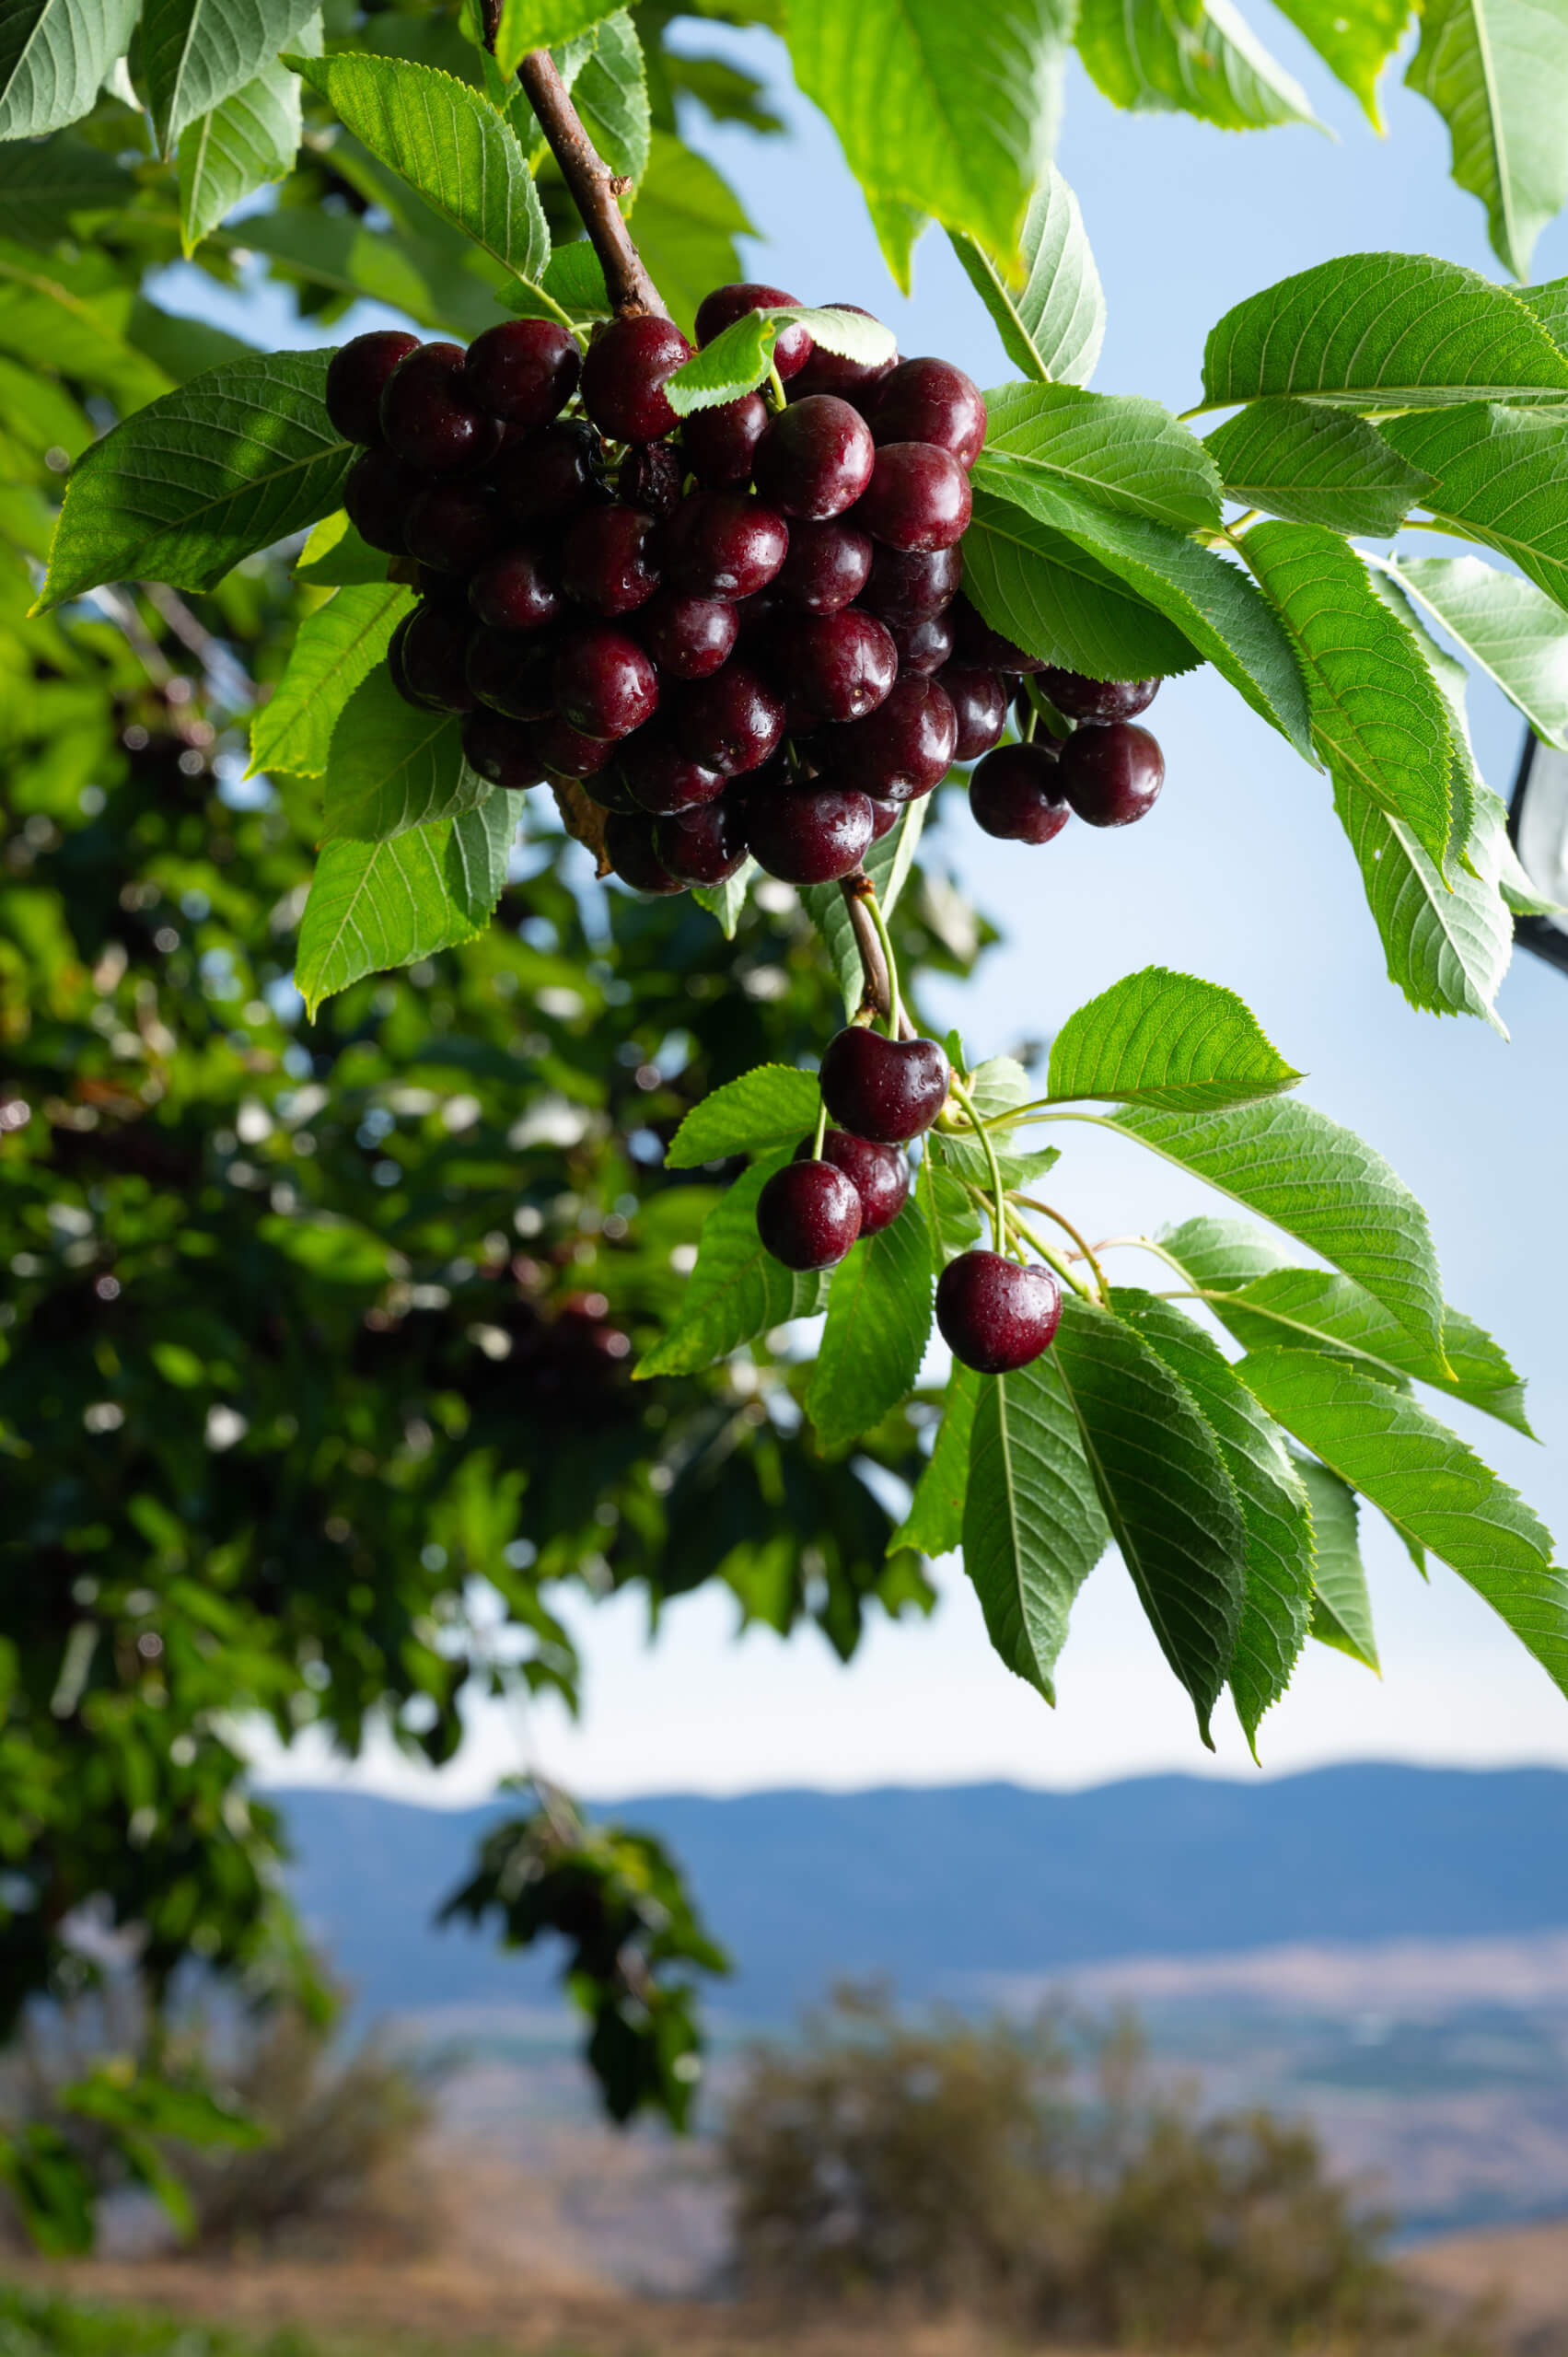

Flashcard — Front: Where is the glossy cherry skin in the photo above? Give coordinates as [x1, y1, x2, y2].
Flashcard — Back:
[618, 440, 684, 517]
[866, 795, 900, 842]
[666, 491, 789, 601]
[969, 740, 1072, 843]
[752, 395, 875, 521]
[789, 303, 896, 405]
[949, 594, 1043, 673]
[888, 611, 955, 676]
[655, 794, 748, 886]
[459, 710, 548, 790]
[343, 446, 419, 555]
[581, 315, 694, 444]
[400, 604, 475, 714]
[562, 504, 662, 615]
[872, 357, 987, 470]
[1057, 720, 1165, 826]
[403, 480, 505, 575]
[533, 713, 613, 778]
[604, 809, 684, 893]
[637, 589, 738, 680]
[740, 778, 875, 885]
[695, 282, 814, 381]
[462, 319, 579, 425]
[616, 731, 726, 816]
[552, 625, 659, 740]
[683, 392, 769, 489]
[857, 442, 972, 552]
[796, 1128, 909, 1237]
[466, 627, 554, 720]
[494, 421, 608, 528]
[672, 663, 785, 775]
[327, 330, 421, 444]
[819, 674, 957, 803]
[936, 1250, 1062, 1374]
[819, 1027, 950, 1144]
[379, 342, 504, 475]
[1038, 668, 1160, 724]
[861, 540, 963, 624]
[941, 666, 1009, 761]
[772, 518, 873, 614]
[781, 609, 898, 726]
[468, 545, 563, 633]
[756, 1158, 862, 1271]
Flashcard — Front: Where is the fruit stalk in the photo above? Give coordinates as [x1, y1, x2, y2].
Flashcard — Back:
[841, 869, 912, 1037]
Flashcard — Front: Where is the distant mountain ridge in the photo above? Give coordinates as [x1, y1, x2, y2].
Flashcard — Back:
[269, 1761, 1568, 2023]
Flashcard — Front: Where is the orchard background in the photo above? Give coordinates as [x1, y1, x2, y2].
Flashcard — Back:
[4, 0, 1568, 2254]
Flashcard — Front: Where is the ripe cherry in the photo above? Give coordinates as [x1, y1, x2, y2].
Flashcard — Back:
[581, 315, 694, 444]
[790, 303, 896, 404]
[562, 504, 662, 615]
[696, 282, 815, 380]
[861, 540, 963, 624]
[534, 713, 613, 778]
[773, 518, 873, 614]
[781, 609, 898, 726]
[949, 596, 1044, 673]
[819, 1028, 950, 1144]
[970, 741, 1071, 843]
[1057, 721, 1165, 826]
[638, 589, 738, 680]
[753, 395, 875, 521]
[494, 420, 607, 528]
[343, 446, 420, 555]
[655, 795, 748, 886]
[462, 319, 579, 426]
[605, 809, 684, 894]
[819, 675, 957, 803]
[327, 330, 421, 444]
[468, 546, 563, 633]
[380, 342, 504, 475]
[887, 611, 954, 676]
[941, 666, 1009, 761]
[666, 491, 790, 601]
[673, 663, 785, 775]
[617, 731, 726, 816]
[400, 604, 475, 713]
[683, 392, 769, 489]
[404, 481, 506, 575]
[756, 1158, 862, 1271]
[857, 442, 972, 552]
[460, 710, 547, 790]
[466, 627, 554, 719]
[866, 795, 900, 842]
[936, 1250, 1063, 1375]
[618, 440, 684, 517]
[872, 358, 987, 470]
[796, 1129, 909, 1237]
[553, 625, 659, 740]
[579, 765, 639, 813]
[740, 776, 874, 885]
[1038, 668, 1160, 724]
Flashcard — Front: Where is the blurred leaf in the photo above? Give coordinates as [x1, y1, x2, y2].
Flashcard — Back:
[1077, 0, 1319, 130]
[1271, 0, 1410, 122]
[628, 129, 751, 335]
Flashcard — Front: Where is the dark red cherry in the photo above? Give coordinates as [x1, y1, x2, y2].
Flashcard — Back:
[740, 776, 874, 885]
[618, 440, 684, 517]
[553, 625, 658, 740]
[581, 315, 694, 444]
[533, 713, 613, 778]
[936, 1250, 1062, 1373]
[866, 795, 900, 842]
[466, 626, 554, 719]
[861, 541, 963, 624]
[673, 664, 784, 775]
[462, 319, 579, 426]
[494, 420, 608, 529]
[695, 282, 814, 381]
[753, 395, 875, 521]
[655, 795, 748, 885]
[380, 341, 504, 475]
[343, 445, 419, 555]
[605, 810, 684, 894]
[1038, 669, 1160, 724]
[857, 443, 971, 552]
[469, 544, 563, 634]
[819, 1028, 950, 1144]
[950, 595, 1044, 673]
[637, 589, 738, 680]
[682, 393, 769, 489]
[400, 604, 474, 714]
[1057, 721, 1165, 826]
[819, 674, 957, 804]
[460, 710, 547, 790]
[872, 357, 987, 470]
[789, 303, 896, 405]
[969, 740, 1071, 843]
[617, 731, 726, 816]
[327, 330, 421, 444]
[772, 518, 873, 615]
[941, 666, 1009, 761]
[578, 766, 638, 813]
[796, 1128, 908, 1237]
[404, 480, 505, 575]
[562, 504, 662, 615]
[782, 610, 898, 726]
[887, 611, 954, 675]
[756, 1158, 862, 1271]
[666, 491, 789, 601]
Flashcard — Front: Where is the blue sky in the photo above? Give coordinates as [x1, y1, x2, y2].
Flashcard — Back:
[244, 16, 1568, 1804]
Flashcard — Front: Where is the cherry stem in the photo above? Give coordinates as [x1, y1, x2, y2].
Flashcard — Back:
[1013, 1196, 1109, 1304]
[949, 1074, 1007, 1252]
[861, 884, 905, 1039]
[811, 1095, 829, 1158]
[840, 870, 912, 1038]
[766, 361, 788, 410]
[1007, 1208, 1093, 1300]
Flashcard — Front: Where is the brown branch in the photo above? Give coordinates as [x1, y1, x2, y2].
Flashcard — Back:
[516, 50, 668, 321]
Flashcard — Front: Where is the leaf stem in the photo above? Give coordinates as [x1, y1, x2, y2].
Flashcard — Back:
[839, 869, 912, 1036]
[862, 883, 905, 1039]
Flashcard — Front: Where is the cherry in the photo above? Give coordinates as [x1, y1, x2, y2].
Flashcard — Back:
[1057, 721, 1165, 827]
[666, 491, 789, 601]
[637, 589, 738, 680]
[941, 666, 1009, 761]
[781, 609, 898, 726]
[605, 809, 684, 894]
[872, 358, 987, 470]
[579, 765, 639, 813]
[617, 731, 726, 816]
[1038, 668, 1160, 724]
[462, 319, 579, 425]
[819, 1028, 950, 1144]
[790, 303, 896, 404]
[581, 315, 693, 444]
[460, 710, 547, 789]
[533, 713, 613, 778]
[404, 481, 505, 575]
[400, 604, 475, 714]
[818, 674, 957, 803]
[796, 1128, 909, 1237]
[413, 564, 471, 612]
[387, 610, 418, 704]
[866, 795, 900, 842]
[343, 446, 419, 555]
[494, 420, 608, 528]
[887, 611, 954, 675]
[672, 663, 785, 775]
[683, 393, 769, 489]
[655, 795, 748, 886]
[753, 395, 875, 521]
[553, 625, 659, 740]
[857, 442, 971, 552]
[773, 518, 873, 614]
[696, 282, 815, 380]
[562, 504, 662, 615]
[466, 626, 554, 719]
[950, 595, 1043, 673]
[969, 741, 1071, 843]
[618, 440, 684, 517]
[740, 776, 874, 884]
[861, 540, 963, 623]
[936, 1250, 1062, 1374]
[470, 542, 565, 636]
[380, 341, 504, 475]
[327, 330, 421, 444]
[756, 1158, 862, 1271]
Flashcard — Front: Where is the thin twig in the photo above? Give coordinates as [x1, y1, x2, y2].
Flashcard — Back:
[516, 50, 668, 319]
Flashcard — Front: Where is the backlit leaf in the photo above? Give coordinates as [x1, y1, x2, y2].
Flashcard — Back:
[962, 1351, 1108, 1701]
[665, 1064, 821, 1169]
[249, 581, 411, 782]
[948, 167, 1105, 388]
[1076, 0, 1318, 131]
[1048, 964, 1302, 1111]
[1203, 401, 1435, 537]
[1405, 0, 1568, 281]
[634, 1151, 828, 1379]
[806, 1205, 934, 1451]
[980, 383, 1223, 533]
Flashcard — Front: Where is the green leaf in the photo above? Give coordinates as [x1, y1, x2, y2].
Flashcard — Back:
[178, 54, 304, 255]
[0, 130, 132, 247]
[664, 1064, 820, 1169]
[1239, 518, 1454, 872]
[948, 167, 1106, 389]
[889, 1363, 981, 1558]
[962, 1352, 1109, 1701]
[0, 0, 136, 140]
[626, 129, 750, 337]
[932, 1133, 1061, 1192]
[976, 470, 1314, 755]
[806, 1205, 934, 1451]
[143, 0, 321, 155]
[963, 486, 1202, 684]
[249, 583, 411, 783]
[1076, 0, 1318, 130]
[1201, 253, 1568, 410]
[1388, 554, 1568, 751]
[1239, 1351, 1564, 1695]
[784, 0, 1073, 274]
[691, 859, 755, 939]
[0, 243, 172, 411]
[566, 10, 650, 192]
[1051, 1293, 1247, 1743]
[322, 668, 489, 842]
[1109, 1096, 1446, 1355]
[37, 349, 352, 610]
[295, 508, 387, 586]
[634, 1151, 827, 1379]
[1379, 404, 1568, 621]
[1294, 1456, 1380, 1670]
[1330, 755, 1515, 1031]
[540, 238, 610, 317]
[1406, 0, 1568, 282]
[667, 301, 899, 416]
[494, 0, 612, 75]
[803, 797, 925, 1016]
[1114, 1289, 1314, 1750]
[289, 52, 558, 318]
[1202, 401, 1436, 537]
[1157, 1212, 1296, 1291]
[295, 796, 518, 1014]
[979, 384, 1223, 533]
[1269, 0, 1410, 124]
[1047, 964, 1302, 1111]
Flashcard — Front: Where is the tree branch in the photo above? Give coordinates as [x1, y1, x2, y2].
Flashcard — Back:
[516, 50, 668, 321]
